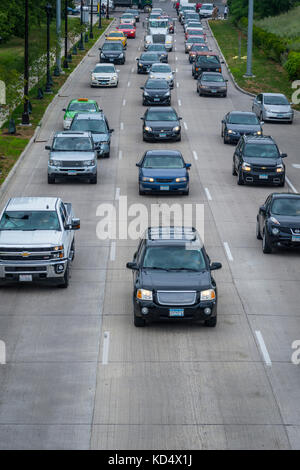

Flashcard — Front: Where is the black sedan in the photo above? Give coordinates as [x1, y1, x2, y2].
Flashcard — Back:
[197, 72, 228, 97]
[147, 44, 169, 63]
[126, 226, 222, 327]
[256, 193, 300, 253]
[136, 52, 161, 74]
[222, 111, 264, 144]
[99, 41, 125, 64]
[141, 107, 182, 142]
[141, 79, 171, 106]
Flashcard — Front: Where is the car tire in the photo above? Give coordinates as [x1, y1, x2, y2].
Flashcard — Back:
[177, 134, 181, 142]
[48, 175, 55, 184]
[223, 93, 227, 97]
[139, 184, 145, 195]
[182, 188, 189, 195]
[232, 161, 237, 175]
[204, 316, 217, 327]
[90, 174, 97, 184]
[256, 219, 262, 240]
[134, 314, 146, 327]
[262, 229, 273, 254]
[224, 134, 228, 144]
[58, 262, 70, 289]
[279, 178, 285, 187]
[70, 238, 75, 261]
[237, 167, 244, 185]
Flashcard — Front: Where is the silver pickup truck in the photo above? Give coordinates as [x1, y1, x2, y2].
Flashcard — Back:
[0, 197, 80, 287]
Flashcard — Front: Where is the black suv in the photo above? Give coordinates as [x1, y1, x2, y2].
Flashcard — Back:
[141, 79, 171, 106]
[126, 226, 222, 327]
[232, 135, 287, 186]
[70, 112, 114, 158]
[256, 193, 300, 253]
[192, 53, 222, 79]
[99, 41, 125, 64]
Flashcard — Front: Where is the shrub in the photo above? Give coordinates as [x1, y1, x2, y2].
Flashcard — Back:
[284, 51, 300, 80]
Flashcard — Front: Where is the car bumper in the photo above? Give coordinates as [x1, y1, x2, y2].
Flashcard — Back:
[143, 130, 181, 141]
[91, 79, 118, 87]
[140, 181, 188, 192]
[134, 299, 217, 322]
[48, 165, 97, 178]
[143, 96, 171, 105]
[0, 259, 68, 285]
[100, 57, 124, 64]
[267, 229, 300, 247]
[264, 113, 294, 122]
[241, 170, 285, 185]
[199, 88, 226, 96]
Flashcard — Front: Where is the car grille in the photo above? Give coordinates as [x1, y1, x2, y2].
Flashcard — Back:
[157, 290, 197, 306]
[153, 34, 166, 43]
[5, 266, 47, 272]
[61, 161, 84, 167]
[156, 178, 174, 183]
[0, 247, 60, 261]
[252, 165, 276, 173]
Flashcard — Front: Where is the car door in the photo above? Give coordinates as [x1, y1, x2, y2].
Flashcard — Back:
[259, 195, 271, 233]
[255, 94, 263, 116]
[59, 202, 71, 257]
[133, 239, 145, 288]
[234, 140, 243, 171]
[222, 113, 228, 136]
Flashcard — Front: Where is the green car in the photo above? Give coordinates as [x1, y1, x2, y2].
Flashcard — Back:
[63, 98, 101, 130]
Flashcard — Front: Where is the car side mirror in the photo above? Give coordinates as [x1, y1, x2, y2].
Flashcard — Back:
[126, 261, 138, 270]
[109, 129, 114, 133]
[140, 117, 144, 120]
[281, 153, 287, 158]
[221, 119, 225, 124]
[260, 121, 264, 125]
[116, 69, 120, 73]
[62, 108, 66, 112]
[45, 145, 51, 150]
[140, 86, 144, 90]
[98, 47, 102, 51]
[225, 79, 228, 82]
[186, 163, 191, 169]
[136, 57, 139, 60]
[259, 206, 266, 214]
[69, 218, 80, 230]
[178, 117, 182, 120]
[210, 262, 222, 271]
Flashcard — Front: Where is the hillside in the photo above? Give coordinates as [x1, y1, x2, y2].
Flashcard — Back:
[255, 5, 300, 43]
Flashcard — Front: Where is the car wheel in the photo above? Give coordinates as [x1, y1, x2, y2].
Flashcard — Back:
[224, 134, 228, 144]
[134, 313, 146, 327]
[237, 167, 244, 185]
[177, 134, 181, 142]
[70, 238, 75, 261]
[139, 184, 145, 195]
[90, 174, 97, 184]
[204, 316, 217, 327]
[58, 262, 70, 288]
[48, 175, 55, 184]
[182, 188, 189, 195]
[223, 93, 227, 97]
[256, 219, 262, 240]
[262, 229, 273, 254]
[279, 178, 285, 187]
[232, 161, 237, 175]
[104, 152, 110, 158]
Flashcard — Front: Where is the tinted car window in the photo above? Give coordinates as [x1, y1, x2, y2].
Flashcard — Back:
[71, 120, 108, 133]
[201, 74, 224, 82]
[141, 54, 159, 61]
[0, 211, 61, 231]
[102, 43, 123, 50]
[143, 155, 184, 168]
[53, 137, 93, 151]
[244, 143, 279, 158]
[228, 114, 259, 125]
[146, 110, 177, 121]
[146, 80, 169, 89]
[198, 56, 220, 65]
[68, 102, 97, 112]
[271, 198, 300, 216]
[94, 65, 115, 73]
[264, 95, 289, 105]
[143, 246, 206, 271]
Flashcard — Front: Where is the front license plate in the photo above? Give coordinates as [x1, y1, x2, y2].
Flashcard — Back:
[259, 174, 268, 179]
[292, 236, 300, 242]
[159, 133, 167, 137]
[211, 90, 217, 93]
[109, 58, 114, 62]
[277, 114, 284, 118]
[154, 98, 160, 102]
[169, 308, 184, 317]
[68, 170, 77, 176]
[160, 186, 169, 191]
[19, 275, 32, 282]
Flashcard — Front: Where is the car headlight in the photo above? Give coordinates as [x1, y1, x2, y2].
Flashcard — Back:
[276, 164, 284, 173]
[164, 91, 170, 96]
[137, 288, 153, 301]
[227, 130, 236, 134]
[187, 44, 192, 49]
[91, 74, 96, 80]
[175, 177, 187, 182]
[119, 53, 124, 58]
[270, 217, 280, 225]
[101, 53, 105, 58]
[142, 177, 154, 182]
[167, 75, 173, 80]
[255, 131, 262, 135]
[242, 162, 251, 171]
[149, 74, 155, 78]
[83, 160, 96, 167]
[200, 289, 216, 301]
[139, 63, 143, 67]
[49, 159, 62, 167]
[173, 126, 180, 132]
[144, 126, 152, 132]
[144, 91, 150, 96]
[200, 85, 209, 89]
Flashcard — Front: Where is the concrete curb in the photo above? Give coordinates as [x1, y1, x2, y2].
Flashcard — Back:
[0, 19, 115, 201]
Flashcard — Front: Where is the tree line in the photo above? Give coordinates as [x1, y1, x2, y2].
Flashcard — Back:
[227, 0, 297, 22]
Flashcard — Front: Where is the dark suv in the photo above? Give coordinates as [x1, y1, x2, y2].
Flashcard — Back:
[126, 226, 222, 327]
[99, 41, 125, 64]
[70, 113, 114, 158]
[232, 135, 287, 186]
[192, 52, 222, 79]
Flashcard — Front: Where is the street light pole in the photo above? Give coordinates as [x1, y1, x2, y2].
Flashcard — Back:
[90, 0, 94, 39]
[106, 0, 109, 20]
[98, 0, 102, 29]
[45, 3, 53, 92]
[245, 0, 254, 77]
[22, 0, 30, 125]
[63, 0, 69, 68]
[54, 0, 61, 75]
[79, 0, 85, 50]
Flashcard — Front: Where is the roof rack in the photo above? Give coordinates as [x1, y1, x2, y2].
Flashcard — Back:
[148, 226, 197, 241]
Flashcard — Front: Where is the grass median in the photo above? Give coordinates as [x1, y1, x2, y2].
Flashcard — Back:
[209, 19, 300, 110]
[0, 19, 112, 186]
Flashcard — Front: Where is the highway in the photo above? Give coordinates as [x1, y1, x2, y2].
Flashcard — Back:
[0, 0, 300, 450]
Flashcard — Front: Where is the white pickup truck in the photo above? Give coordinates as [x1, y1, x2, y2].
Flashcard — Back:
[0, 197, 80, 287]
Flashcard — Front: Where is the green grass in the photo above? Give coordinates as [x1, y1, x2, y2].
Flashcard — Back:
[255, 5, 300, 40]
[0, 19, 112, 187]
[210, 20, 300, 111]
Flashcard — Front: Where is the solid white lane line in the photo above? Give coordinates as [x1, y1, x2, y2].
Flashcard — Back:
[286, 176, 298, 194]
[183, 121, 188, 130]
[255, 331, 272, 366]
[122, 99, 126, 106]
[119, 150, 123, 160]
[102, 331, 110, 365]
[223, 242, 233, 262]
[115, 187, 120, 200]
[178, 99, 182, 106]
[120, 122, 124, 130]
[205, 188, 212, 201]
[110, 241, 116, 261]
[192, 150, 198, 161]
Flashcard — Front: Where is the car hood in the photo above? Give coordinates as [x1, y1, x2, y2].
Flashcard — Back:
[139, 269, 211, 291]
[49, 151, 95, 160]
[227, 123, 261, 132]
[244, 157, 280, 166]
[145, 120, 179, 130]
[145, 88, 170, 96]
[90, 134, 110, 143]
[93, 72, 116, 78]
[102, 50, 123, 56]
[271, 214, 300, 228]
[150, 72, 172, 79]
[264, 104, 291, 112]
[141, 168, 187, 178]
[0, 231, 62, 247]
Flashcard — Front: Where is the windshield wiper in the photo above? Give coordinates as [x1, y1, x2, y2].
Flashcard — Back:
[167, 267, 199, 272]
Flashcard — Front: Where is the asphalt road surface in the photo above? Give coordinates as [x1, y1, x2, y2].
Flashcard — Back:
[0, 0, 300, 450]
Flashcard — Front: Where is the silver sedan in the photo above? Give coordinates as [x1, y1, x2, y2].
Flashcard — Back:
[252, 93, 294, 124]
[148, 63, 175, 88]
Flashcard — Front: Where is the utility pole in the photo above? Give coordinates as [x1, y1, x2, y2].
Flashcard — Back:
[54, 0, 62, 75]
[106, 0, 109, 20]
[90, 0, 94, 39]
[45, 3, 53, 93]
[244, 0, 254, 77]
[98, 0, 102, 28]
[63, 0, 69, 68]
[22, 0, 30, 125]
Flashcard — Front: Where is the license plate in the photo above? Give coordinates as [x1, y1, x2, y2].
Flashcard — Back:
[68, 170, 77, 176]
[19, 275, 32, 282]
[211, 90, 217, 93]
[159, 133, 167, 137]
[277, 114, 284, 118]
[154, 98, 160, 102]
[109, 58, 114, 62]
[160, 185, 169, 191]
[169, 308, 184, 317]
[259, 174, 268, 179]
[100, 81, 107, 84]
[292, 236, 300, 242]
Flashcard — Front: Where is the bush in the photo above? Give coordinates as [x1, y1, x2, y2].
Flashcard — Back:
[284, 51, 300, 79]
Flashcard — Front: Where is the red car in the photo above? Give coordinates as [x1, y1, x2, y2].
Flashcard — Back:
[117, 24, 136, 38]
[196, 3, 202, 12]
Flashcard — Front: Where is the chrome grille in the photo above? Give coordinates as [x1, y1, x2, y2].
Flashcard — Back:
[157, 290, 196, 306]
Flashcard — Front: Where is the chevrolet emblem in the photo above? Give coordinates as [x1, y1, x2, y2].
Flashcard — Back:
[261, 167, 267, 169]
[21, 252, 30, 257]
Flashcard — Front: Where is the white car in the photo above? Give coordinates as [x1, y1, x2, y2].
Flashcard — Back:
[149, 63, 175, 88]
[90, 63, 119, 88]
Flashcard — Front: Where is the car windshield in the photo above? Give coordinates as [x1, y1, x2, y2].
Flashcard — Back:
[53, 137, 93, 151]
[68, 102, 97, 112]
[188, 37, 205, 43]
[143, 246, 206, 271]
[187, 23, 202, 28]
[122, 14, 133, 18]
[146, 110, 177, 121]
[149, 20, 168, 27]
[151, 65, 171, 73]
[244, 143, 279, 158]
[272, 198, 300, 216]
[264, 95, 289, 105]
[228, 114, 259, 125]
[198, 56, 220, 65]
[141, 54, 159, 61]
[119, 25, 131, 29]
[148, 45, 166, 51]
[186, 15, 199, 20]
[192, 45, 208, 51]
[0, 211, 61, 231]
[146, 80, 169, 89]
[109, 32, 124, 37]
[71, 120, 108, 134]
[202, 4, 213, 10]
[202, 74, 224, 82]
[94, 65, 115, 73]
[188, 30, 203, 35]
[143, 155, 184, 168]
[102, 43, 122, 50]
